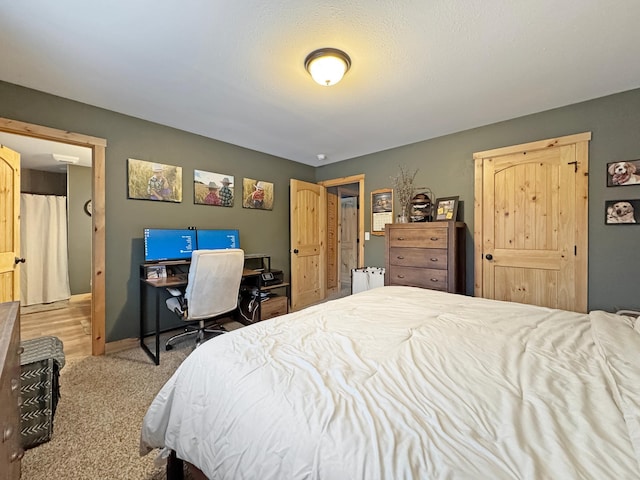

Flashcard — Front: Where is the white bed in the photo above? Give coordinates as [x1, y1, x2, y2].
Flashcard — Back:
[140, 286, 640, 479]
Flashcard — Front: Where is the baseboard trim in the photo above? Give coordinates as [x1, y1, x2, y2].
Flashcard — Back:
[105, 337, 138, 355]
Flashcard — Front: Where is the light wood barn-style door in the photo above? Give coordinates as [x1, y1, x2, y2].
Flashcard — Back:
[0, 145, 21, 303]
[474, 133, 590, 312]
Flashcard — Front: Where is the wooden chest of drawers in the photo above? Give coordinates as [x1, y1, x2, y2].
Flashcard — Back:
[0, 302, 22, 480]
[385, 222, 466, 293]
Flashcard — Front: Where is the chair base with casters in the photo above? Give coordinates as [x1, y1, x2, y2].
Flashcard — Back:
[165, 295, 230, 350]
[164, 318, 228, 351]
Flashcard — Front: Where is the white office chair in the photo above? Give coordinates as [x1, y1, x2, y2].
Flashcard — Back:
[165, 249, 244, 350]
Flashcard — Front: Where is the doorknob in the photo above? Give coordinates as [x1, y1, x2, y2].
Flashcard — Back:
[14, 257, 25, 265]
[485, 254, 493, 261]
[293, 249, 299, 254]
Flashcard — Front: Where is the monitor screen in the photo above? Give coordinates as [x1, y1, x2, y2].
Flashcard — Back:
[196, 229, 240, 250]
[143, 228, 196, 262]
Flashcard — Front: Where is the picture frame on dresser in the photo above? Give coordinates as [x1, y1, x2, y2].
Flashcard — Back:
[434, 196, 459, 221]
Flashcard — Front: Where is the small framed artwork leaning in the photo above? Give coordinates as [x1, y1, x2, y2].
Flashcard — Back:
[607, 160, 640, 187]
[127, 158, 182, 203]
[605, 199, 639, 225]
[194, 170, 234, 207]
[434, 196, 459, 221]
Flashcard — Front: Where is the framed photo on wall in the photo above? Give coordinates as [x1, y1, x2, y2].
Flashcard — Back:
[434, 196, 459, 221]
[127, 158, 182, 203]
[242, 178, 274, 210]
[371, 188, 393, 235]
[605, 199, 639, 224]
[194, 170, 234, 207]
[607, 160, 640, 187]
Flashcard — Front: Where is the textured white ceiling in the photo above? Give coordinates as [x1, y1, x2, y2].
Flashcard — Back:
[1, 0, 640, 167]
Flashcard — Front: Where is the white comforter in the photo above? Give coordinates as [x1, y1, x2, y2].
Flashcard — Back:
[140, 286, 640, 479]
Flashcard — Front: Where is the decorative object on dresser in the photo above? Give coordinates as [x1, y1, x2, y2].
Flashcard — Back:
[409, 190, 435, 222]
[434, 196, 459, 222]
[390, 165, 417, 223]
[0, 302, 22, 480]
[385, 222, 466, 293]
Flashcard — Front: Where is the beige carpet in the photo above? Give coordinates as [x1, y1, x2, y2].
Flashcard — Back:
[21, 338, 193, 480]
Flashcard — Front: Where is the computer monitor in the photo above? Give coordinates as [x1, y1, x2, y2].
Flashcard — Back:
[143, 228, 196, 262]
[196, 229, 240, 250]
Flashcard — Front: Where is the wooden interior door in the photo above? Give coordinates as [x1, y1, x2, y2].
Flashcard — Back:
[339, 194, 358, 287]
[290, 179, 327, 310]
[474, 133, 590, 312]
[0, 145, 21, 302]
[326, 191, 338, 292]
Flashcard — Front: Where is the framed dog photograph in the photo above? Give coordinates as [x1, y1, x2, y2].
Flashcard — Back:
[605, 199, 639, 225]
[607, 160, 640, 187]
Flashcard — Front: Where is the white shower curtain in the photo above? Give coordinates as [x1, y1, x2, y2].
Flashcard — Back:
[20, 193, 71, 306]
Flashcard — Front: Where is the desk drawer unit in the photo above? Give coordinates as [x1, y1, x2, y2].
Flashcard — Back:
[260, 296, 288, 320]
[385, 222, 466, 294]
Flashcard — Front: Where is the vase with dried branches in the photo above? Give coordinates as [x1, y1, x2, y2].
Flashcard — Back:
[390, 165, 418, 223]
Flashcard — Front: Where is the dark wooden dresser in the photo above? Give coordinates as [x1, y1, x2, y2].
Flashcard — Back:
[0, 302, 22, 480]
[385, 222, 466, 293]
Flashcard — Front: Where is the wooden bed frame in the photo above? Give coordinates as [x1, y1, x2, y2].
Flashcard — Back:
[167, 450, 208, 480]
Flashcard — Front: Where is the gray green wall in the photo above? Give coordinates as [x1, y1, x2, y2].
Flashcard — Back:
[67, 164, 92, 294]
[2, 81, 639, 341]
[317, 88, 640, 312]
[0, 81, 314, 341]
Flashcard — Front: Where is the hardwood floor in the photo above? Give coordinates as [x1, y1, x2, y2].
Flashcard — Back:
[20, 293, 92, 361]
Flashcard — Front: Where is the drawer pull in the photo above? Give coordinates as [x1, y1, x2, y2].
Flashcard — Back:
[4, 426, 14, 442]
[397, 237, 405, 241]
[430, 278, 439, 282]
[397, 274, 405, 279]
[430, 237, 439, 241]
[430, 258, 438, 262]
[396, 256, 405, 260]
[17, 346, 24, 355]
[10, 450, 24, 462]
[11, 378, 19, 392]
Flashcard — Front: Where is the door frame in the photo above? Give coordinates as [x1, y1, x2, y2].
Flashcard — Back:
[473, 132, 590, 311]
[318, 174, 365, 274]
[0, 117, 106, 356]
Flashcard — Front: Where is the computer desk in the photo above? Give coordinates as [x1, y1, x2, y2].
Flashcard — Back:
[139, 267, 275, 365]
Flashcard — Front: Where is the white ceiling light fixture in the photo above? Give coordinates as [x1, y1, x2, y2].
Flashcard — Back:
[52, 153, 80, 164]
[304, 48, 351, 87]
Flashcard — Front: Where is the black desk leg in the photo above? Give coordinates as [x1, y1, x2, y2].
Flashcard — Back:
[154, 289, 160, 364]
[140, 282, 160, 365]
